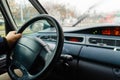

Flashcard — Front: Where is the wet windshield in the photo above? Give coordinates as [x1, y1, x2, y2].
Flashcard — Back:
[38, 0, 120, 27]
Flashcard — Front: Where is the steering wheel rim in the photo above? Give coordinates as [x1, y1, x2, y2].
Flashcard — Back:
[7, 14, 64, 80]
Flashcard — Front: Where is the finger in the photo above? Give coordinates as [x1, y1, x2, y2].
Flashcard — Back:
[15, 34, 22, 38]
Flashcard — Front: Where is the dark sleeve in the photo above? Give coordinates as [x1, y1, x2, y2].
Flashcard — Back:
[0, 37, 9, 54]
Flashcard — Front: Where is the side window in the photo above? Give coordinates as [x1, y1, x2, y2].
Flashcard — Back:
[7, 0, 40, 34]
[7, 0, 39, 27]
[0, 11, 5, 37]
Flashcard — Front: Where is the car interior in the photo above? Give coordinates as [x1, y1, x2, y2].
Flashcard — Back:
[0, 0, 120, 80]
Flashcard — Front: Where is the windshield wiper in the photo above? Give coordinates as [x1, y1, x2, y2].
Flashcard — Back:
[72, 1, 102, 27]
[72, 14, 89, 27]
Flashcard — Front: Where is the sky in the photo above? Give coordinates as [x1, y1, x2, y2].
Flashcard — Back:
[51, 0, 120, 13]
[16, 0, 120, 13]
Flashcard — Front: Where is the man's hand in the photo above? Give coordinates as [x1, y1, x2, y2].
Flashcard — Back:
[6, 31, 22, 47]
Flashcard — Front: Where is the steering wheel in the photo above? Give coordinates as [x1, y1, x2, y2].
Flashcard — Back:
[7, 14, 64, 80]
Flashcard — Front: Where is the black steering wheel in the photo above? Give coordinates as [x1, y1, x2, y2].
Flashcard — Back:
[7, 14, 64, 80]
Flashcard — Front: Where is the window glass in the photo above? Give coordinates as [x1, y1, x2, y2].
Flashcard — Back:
[7, 0, 41, 35]
[39, 0, 120, 27]
[0, 11, 5, 37]
[7, 0, 40, 27]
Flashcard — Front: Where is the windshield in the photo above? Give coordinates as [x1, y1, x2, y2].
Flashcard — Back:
[39, 0, 120, 27]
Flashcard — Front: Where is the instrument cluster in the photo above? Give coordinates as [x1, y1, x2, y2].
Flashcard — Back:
[79, 26, 120, 36]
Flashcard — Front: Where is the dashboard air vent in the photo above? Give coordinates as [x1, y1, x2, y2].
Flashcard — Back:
[89, 38, 102, 44]
[89, 38, 116, 47]
[116, 40, 120, 47]
[103, 39, 115, 46]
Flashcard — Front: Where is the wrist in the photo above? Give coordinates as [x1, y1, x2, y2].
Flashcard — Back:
[3, 37, 10, 50]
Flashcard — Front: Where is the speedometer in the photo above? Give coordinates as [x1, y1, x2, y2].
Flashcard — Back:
[102, 27, 120, 36]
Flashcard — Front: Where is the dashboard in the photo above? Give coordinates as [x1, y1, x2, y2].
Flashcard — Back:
[1, 24, 120, 80]
[37, 24, 120, 80]
[37, 25, 120, 49]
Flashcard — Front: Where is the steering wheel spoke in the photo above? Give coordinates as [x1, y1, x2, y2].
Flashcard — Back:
[8, 60, 32, 80]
